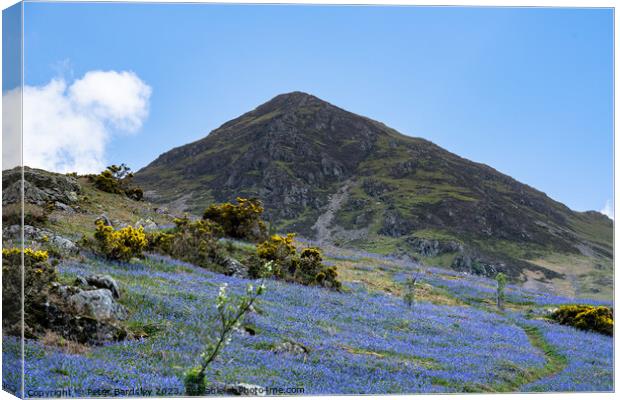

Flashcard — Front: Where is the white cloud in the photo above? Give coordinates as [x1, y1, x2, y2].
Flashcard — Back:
[600, 199, 614, 220]
[2, 70, 151, 173]
[69, 71, 151, 132]
[2, 87, 21, 170]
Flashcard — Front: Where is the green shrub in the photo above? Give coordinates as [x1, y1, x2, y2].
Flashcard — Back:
[246, 254, 271, 279]
[92, 164, 144, 201]
[93, 169, 122, 194]
[551, 305, 613, 336]
[2, 248, 57, 337]
[184, 366, 207, 396]
[315, 265, 341, 290]
[147, 216, 227, 273]
[203, 197, 267, 242]
[87, 220, 148, 261]
[145, 231, 175, 254]
[125, 187, 144, 201]
[295, 247, 324, 282]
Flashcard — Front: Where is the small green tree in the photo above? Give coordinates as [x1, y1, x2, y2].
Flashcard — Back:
[184, 262, 271, 395]
[107, 163, 133, 180]
[403, 274, 418, 309]
[93, 164, 143, 201]
[495, 272, 507, 310]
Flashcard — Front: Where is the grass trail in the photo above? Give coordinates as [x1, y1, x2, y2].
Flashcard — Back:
[490, 324, 568, 392]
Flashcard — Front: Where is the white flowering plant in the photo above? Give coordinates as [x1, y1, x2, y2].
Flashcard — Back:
[184, 261, 272, 395]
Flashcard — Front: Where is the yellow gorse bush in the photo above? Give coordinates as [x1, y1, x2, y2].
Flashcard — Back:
[203, 197, 267, 241]
[145, 231, 175, 254]
[93, 220, 148, 261]
[255, 235, 341, 289]
[256, 233, 297, 261]
[551, 304, 613, 336]
[300, 247, 322, 261]
[2, 247, 49, 264]
[2, 247, 57, 337]
[173, 215, 223, 238]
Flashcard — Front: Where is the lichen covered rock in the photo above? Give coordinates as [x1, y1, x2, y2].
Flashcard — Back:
[2, 166, 81, 206]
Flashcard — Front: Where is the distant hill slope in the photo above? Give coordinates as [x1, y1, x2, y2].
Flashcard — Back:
[135, 92, 612, 293]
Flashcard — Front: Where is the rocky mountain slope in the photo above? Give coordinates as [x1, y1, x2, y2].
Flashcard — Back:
[135, 92, 612, 294]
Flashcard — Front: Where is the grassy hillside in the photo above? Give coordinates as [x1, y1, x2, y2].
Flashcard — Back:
[47, 176, 174, 240]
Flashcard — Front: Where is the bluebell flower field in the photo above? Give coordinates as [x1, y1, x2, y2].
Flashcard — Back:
[3, 245, 613, 396]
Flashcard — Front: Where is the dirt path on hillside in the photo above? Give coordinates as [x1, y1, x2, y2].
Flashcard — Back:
[312, 180, 353, 244]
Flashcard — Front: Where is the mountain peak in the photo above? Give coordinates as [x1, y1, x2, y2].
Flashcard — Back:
[254, 91, 336, 115]
[136, 94, 612, 286]
[270, 91, 320, 103]
[273, 90, 315, 100]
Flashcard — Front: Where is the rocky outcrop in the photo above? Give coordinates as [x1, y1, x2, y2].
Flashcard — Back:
[2, 249, 128, 345]
[46, 283, 128, 344]
[3, 224, 78, 253]
[361, 178, 394, 198]
[78, 274, 122, 299]
[390, 160, 418, 178]
[2, 166, 81, 206]
[407, 237, 463, 257]
[450, 254, 502, 277]
[379, 209, 413, 237]
[7, 280, 128, 345]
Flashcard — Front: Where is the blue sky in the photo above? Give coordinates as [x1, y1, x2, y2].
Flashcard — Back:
[16, 3, 614, 214]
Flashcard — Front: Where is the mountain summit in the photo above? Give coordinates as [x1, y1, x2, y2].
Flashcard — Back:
[136, 92, 612, 295]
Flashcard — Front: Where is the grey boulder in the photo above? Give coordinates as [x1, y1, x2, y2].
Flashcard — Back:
[223, 257, 249, 278]
[273, 340, 309, 355]
[85, 274, 121, 299]
[95, 214, 113, 227]
[135, 218, 158, 232]
[68, 289, 128, 321]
